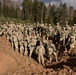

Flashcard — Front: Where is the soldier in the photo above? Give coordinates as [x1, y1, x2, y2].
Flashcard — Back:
[3, 29, 6, 36]
[11, 36, 14, 49]
[6, 22, 9, 26]
[56, 23, 62, 31]
[6, 33, 10, 44]
[29, 26, 33, 35]
[24, 37, 28, 56]
[13, 34, 18, 51]
[27, 33, 31, 44]
[74, 24, 76, 34]
[25, 27, 28, 36]
[28, 38, 36, 57]
[36, 40, 45, 66]
[42, 36, 47, 47]
[0, 28, 2, 36]
[48, 24, 54, 36]
[9, 21, 15, 28]
[47, 40, 58, 62]
[60, 27, 66, 45]
[65, 22, 71, 31]
[68, 32, 75, 53]
[20, 43, 24, 55]
[41, 21, 44, 27]
[37, 22, 39, 26]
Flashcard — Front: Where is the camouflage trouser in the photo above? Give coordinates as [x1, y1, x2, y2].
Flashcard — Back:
[6, 36, 10, 44]
[14, 41, 18, 51]
[38, 54, 44, 65]
[24, 47, 28, 56]
[29, 47, 34, 57]
[69, 43, 75, 53]
[48, 48, 58, 62]
[3, 32, 6, 36]
[11, 41, 14, 49]
[20, 46, 24, 54]
[60, 37, 65, 45]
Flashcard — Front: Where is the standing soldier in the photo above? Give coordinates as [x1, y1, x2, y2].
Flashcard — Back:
[36, 40, 45, 66]
[60, 27, 66, 46]
[13, 34, 18, 51]
[56, 23, 62, 31]
[10, 33, 14, 49]
[11, 37, 14, 49]
[41, 21, 44, 27]
[42, 36, 47, 47]
[28, 38, 36, 57]
[20, 43, 24, 55]
[6, 33, 10, 44]
[65, 22, 71, 31]
[68, 33, 75, 53]
[47, 40, 58, 62]
[24, 37, 28, 56]
[48, 24, 53, 36]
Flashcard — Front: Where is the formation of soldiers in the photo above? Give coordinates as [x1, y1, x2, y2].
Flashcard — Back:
[0, 21, 76, 66]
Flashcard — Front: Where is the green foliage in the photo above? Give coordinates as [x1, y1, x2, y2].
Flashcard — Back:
[0, 16, 26, 24]
[0, 0, 76, 26]
[0, 2, 1, 16]
[0, 15, 6, 22]
[73, 15, 76, 24]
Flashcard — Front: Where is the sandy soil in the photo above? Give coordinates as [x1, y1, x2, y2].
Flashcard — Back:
[0, 36, 76, 75]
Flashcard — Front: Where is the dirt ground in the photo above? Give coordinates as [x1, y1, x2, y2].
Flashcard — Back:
[0, 36, 76, 75]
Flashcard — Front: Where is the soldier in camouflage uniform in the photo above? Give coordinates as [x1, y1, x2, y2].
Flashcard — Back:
[28, 37, 36, 57]
[48, 24, 54, 36]
[24, 36, 28, 56]
[13, 34, 18, 51]
[20, 42, 24, 55]
[6, 33, 10, 44]
[55, 23, 62, 31]
[68, 32, 75, 53]
[60, 27, 66, 45]
[47, 40, 58, 62]
[41, 21, 44, 27]
[36, 40, 45, 66]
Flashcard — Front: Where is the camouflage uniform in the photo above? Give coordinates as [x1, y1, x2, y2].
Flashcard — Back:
[28, 38, 35, 57]
[24, 40, 28, 56]
[49, 24, 53, 36]
[60, 27, 66, 45]
[36, 41, 45, 65]
[20, 43, 24, 54]
[11, 36, 14, 49]
[68, 33, 75, 53]
[6, 33, 10, 44]
[47, 40, 58, 62]
[41, 21, 44, 27]
[13, 35, 18, 51]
